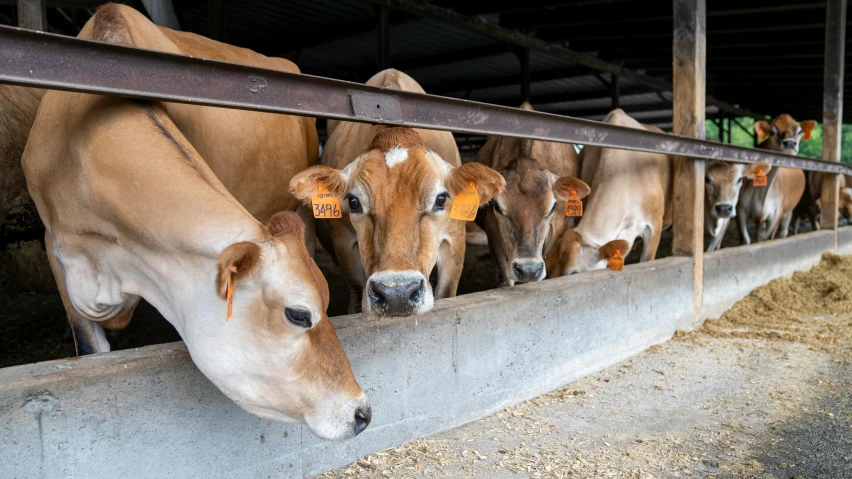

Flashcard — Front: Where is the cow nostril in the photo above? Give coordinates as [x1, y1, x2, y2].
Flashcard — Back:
[369, 283, 386, 306]
[534, 263, 544, 278]
[354, 405, 372, 435]
[409, 280, 424, 303]
[513, 263, 524, 277]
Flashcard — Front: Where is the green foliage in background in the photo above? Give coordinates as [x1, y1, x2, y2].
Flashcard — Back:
[706, 117, 852, 165]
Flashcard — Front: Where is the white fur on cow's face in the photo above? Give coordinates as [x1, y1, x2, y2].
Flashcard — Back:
[178, 239, 366, 441]
[565, 243, 609, 275]
[385, 146, 408, 168]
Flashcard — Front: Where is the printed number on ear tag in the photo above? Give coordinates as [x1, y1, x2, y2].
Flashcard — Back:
[450, 181, 479, 221]
[312, 181, 342, 218]
[565, 190, 583, 217]
[753, 169, 767, 187]
[608, 250, 624, 271]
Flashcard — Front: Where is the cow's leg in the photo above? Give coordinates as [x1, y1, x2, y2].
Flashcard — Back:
[330, 221, 367, 314]
[792, 216, 802, 235]
[736, 211, 751, 245]
[707, 217, 728, 252]
[483, 210, 510, 286]
[808, 207, 820, 232]
[777, 211, 794, 239]
[757, 214, 775, 242]
[640, 222, 662, 262]
[45, 234, 109, 354]
[296, 204, 316, 258]
[435, 221, 466, 299]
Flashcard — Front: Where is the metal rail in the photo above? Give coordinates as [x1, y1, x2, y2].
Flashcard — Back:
[0, 26, 850, 176]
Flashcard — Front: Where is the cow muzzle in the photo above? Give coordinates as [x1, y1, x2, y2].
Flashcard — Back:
[713, 202, 734, 218]
[365, 270, 432, 316]
[509, 258, 546, 283]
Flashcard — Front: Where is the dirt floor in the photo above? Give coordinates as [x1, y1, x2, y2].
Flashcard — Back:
[319, 254, 852, 479]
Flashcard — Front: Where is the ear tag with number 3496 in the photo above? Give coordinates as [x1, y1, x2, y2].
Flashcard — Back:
[312, 181, 342, 219]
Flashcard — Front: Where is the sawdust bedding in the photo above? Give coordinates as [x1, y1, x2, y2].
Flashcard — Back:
[319, 254, 852, 479]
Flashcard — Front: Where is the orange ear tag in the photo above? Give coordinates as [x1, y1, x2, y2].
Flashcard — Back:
[312, 181, 342, 219]
[226, 265, 237, 320]
[753, 169, 767, 187]
[450, 181, 480, 221]
[565, 190, 583, 217]
[757, 130, 766, 142]
[608, 250, 624, 271]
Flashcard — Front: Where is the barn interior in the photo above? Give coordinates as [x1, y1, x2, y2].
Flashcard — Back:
[0, 0, 846, 365]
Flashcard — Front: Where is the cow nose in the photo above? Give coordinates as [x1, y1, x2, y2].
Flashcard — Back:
[781, 138, 798, 150]
[511, 259, 545, 282]
[714, 203, 733, 218]
[368, 277, 425, 316]
[354, 405, 372, 436]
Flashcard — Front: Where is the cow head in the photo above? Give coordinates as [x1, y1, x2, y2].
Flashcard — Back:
[754, 114, 817, 155]
[489, 156, 590, 282]
[545, 229, 629, 277]
[195, 211, 369, 441]
[291, 128, 504, 316]
[705, 160, 772, 219]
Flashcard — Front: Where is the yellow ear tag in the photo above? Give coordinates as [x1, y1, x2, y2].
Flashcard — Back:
[312, 181, 342, 219]
[226, 265, 237, 320]
[450, 181, 479, 221]
[753, 169, 767, 187]
[565, 190, 583, 217]
[608, 250, 624, 271]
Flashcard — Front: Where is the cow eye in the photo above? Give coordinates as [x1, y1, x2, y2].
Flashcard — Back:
[736, 177, 743, 185]
[347, 195, 362, 213]
[492, 201, 504, 215]
[705, 176, 712, 184]
[434, 193, 448, 211]
[548, 202, 557, 216]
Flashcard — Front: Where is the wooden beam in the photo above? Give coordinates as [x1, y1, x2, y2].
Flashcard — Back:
[376, 5, 390, 71]
[208, 0, 222, 41]
[821, 0, 847, 251]
[16, 0, 44, 30]
[672, 0, 706, 325]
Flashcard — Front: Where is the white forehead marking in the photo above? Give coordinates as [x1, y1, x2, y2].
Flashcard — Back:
[385, 147, 408, 168]
[342, 153, 366, 181]
[426, 149, 453, 176]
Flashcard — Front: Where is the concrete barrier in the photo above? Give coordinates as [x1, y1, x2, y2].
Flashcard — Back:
[839, 226, 852, 255]
[700, 229, 848, 321]
[0, 257, 694, 479]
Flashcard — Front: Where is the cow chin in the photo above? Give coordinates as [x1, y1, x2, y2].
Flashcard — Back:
[237, 394, 371, 441]
[363, 270, 434, 316]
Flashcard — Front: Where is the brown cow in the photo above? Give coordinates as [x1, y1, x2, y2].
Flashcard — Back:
[0, 85, 43, 228]
[545, 109, 669, 277]
[736, 115, 811, 244]
[704, 160, 771, 252]
[20, 5, 370, 440]
[291, 70, 504, 316]
[793, 171, 847, 233]
[474, 103, 587, 285]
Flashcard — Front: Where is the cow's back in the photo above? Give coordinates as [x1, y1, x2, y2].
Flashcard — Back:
[323, 69, 460, 169]
[79, 3, 318, 222]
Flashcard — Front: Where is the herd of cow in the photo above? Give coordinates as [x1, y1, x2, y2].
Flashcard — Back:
[1, 4, 851, 441]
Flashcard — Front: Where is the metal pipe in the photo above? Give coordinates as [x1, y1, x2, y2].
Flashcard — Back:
[0, 26, 849, 176]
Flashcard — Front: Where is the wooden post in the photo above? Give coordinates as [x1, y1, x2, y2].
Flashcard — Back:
[611, 74, 620, 109]
[208, 0, 223, 41]
[16, 0, 45, 31]
[820, 0, 846, 252]
[376, 6, 390, 71]
[518, 47, 530, 104]
[672, 0, 705, 324]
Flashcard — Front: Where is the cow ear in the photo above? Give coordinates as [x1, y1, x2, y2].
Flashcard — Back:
[754, 120, 771, 142]
[216, 242, 261, 299]
[800, 120, 817, 140]
[743, 161, 772, 179]
[289, 165, 346, 205]
[448, 162, 506, 205]
[553, 176, 591, 201]
[598, 239, 629, 261]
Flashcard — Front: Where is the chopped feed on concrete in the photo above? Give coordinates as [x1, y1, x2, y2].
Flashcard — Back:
[319, 254, 852, 479]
